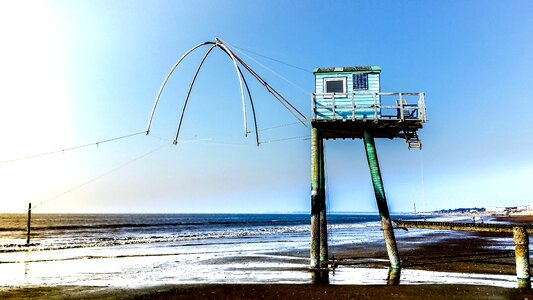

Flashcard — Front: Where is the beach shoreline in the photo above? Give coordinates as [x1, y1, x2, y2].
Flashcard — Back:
[1, 214, 532, 299]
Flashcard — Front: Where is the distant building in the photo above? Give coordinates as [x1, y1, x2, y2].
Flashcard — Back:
[517, 205, 533, 211]
[485, 206, 533, 215]
[486, 206, 506, 213]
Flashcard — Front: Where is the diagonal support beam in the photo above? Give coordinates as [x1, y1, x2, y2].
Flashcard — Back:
[363, 129, 401, 270]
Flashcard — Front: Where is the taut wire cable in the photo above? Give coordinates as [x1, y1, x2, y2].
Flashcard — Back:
[32, 142, 170, 209]
[225, 43, 311, 74]
[225, 43, 310, 95]
[0, 131, 147, 165]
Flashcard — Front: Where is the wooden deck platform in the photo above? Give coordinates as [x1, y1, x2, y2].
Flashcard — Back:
[311, 92, 426, 149]
[312, 119, 424, 139]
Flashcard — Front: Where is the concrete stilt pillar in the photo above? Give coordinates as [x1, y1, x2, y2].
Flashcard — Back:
[318, 137, 328, 268]
[513, 226, 530, 289]
[310, 127, 320, 269]
[363, 130, 401, 270]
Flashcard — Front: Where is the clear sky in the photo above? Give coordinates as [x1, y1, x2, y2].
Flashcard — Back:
[1, 0, 532, 214]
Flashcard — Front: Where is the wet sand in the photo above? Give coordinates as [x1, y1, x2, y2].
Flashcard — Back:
[1, 215, 532, 299]
[2, 283, 533, 300]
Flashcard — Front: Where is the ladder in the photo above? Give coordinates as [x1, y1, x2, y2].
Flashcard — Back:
[404, 131, 422, 149]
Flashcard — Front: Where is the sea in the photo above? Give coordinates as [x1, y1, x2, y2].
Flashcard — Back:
[0, 213, 519, 288]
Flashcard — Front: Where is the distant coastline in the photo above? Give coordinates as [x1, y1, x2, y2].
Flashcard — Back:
[415, 204, 533, 218]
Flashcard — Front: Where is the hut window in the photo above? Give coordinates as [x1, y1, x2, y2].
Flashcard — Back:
[353, 73, 368, 90]
[324, 78, 346, 94]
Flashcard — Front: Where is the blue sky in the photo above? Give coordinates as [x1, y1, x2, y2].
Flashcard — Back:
[1, 0, 532, 213]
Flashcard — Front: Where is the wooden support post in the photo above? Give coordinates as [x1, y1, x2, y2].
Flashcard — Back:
[26, 202, 32, 245]
[363, 130, 401, 270]
[310, 127, 320, 269]
[387, 267, 401, 285]
[513, 226, 530, 288]
[311, 269, 329, 284]
[318, 137, 328, 268]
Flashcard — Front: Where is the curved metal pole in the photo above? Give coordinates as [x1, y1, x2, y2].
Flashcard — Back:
[216, 45, 260, 146]
[240, 68, 260, 146]
[174, 45, 217, 144]
[146, 41, 215, 135]
[215, 38, 248, 136]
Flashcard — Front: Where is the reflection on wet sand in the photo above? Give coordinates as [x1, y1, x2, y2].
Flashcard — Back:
[312, 267, 401, 286]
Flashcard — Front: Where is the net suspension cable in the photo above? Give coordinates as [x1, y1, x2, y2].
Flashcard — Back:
[0, 131, 147, 165]
[224, 42, 311, 74]
[32, 142, 170, 210]
[224, 42, 310, 96]
[223, 40, 310, 126]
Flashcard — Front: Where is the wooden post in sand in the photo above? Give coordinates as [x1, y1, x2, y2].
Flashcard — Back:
[26, 202, 32, 244]
[513, 226, 530, 288]
[311, 127, 329, 282]
[311, 127, 329, 269]
[363, 130, 401, 270]
[387, 267, 401, 285]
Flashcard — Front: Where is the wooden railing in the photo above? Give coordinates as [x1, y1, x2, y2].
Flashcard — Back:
[311, 92, 426, 122]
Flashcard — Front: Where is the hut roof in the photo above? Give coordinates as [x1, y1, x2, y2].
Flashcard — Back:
[313, 66, 381, 73]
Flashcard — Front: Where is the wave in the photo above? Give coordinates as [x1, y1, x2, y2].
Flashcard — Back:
[0, 221, 260, 232]
[0, 222, 382, 254]
[0, 219, 383, 233]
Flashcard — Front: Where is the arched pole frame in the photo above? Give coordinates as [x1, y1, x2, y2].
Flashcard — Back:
[174, 43, 260, 146]
[147, 40, 265, 146]
[147, 38, 309, 146]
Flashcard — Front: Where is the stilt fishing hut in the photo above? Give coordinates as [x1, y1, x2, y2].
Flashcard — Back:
[146, 39, 427, 275]
[309, 66, 426, 270]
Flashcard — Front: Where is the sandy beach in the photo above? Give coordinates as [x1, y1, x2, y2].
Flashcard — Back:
[1, 215, 532, 299]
